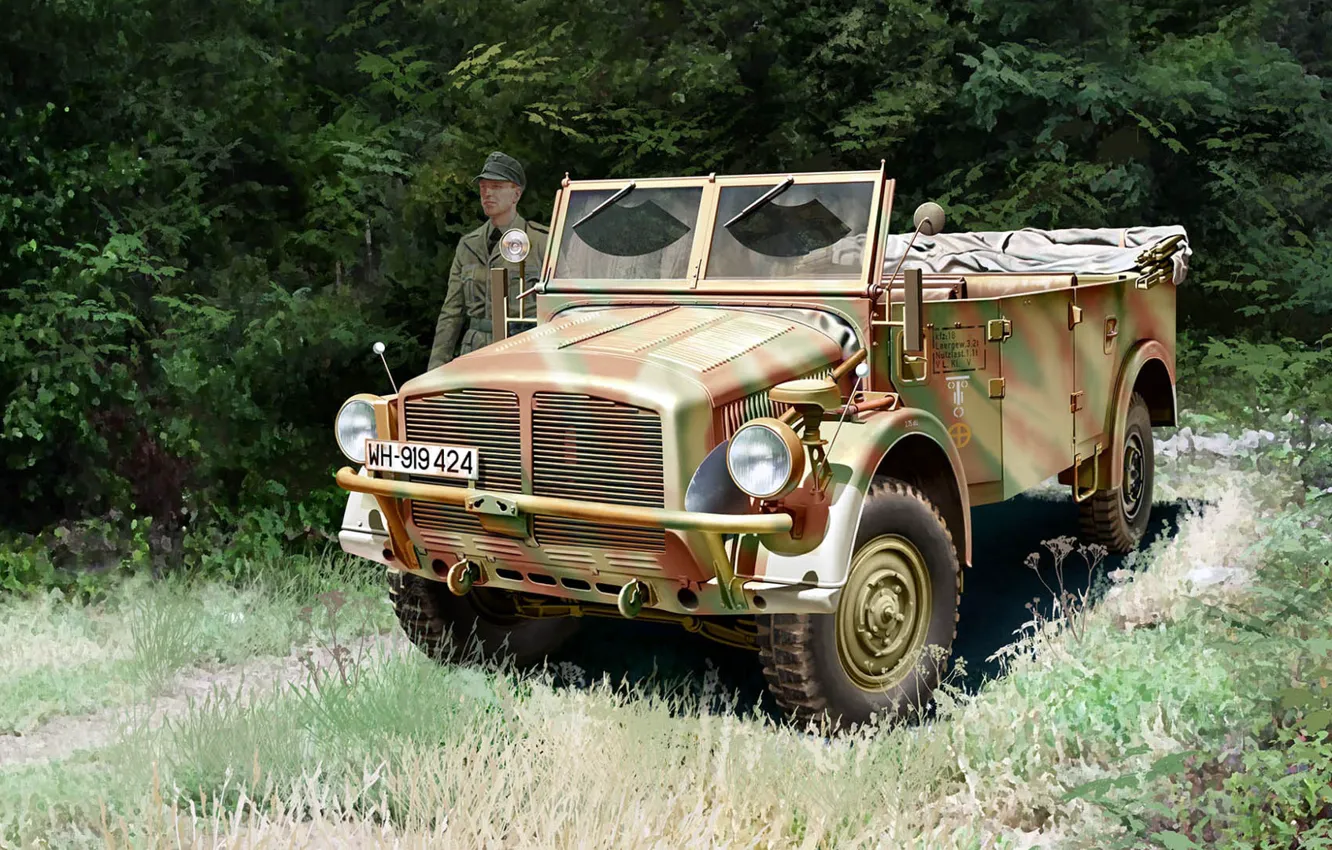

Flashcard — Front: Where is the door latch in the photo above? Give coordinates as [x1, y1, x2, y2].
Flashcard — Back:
[986, 318, 1012, 341]
[1103, 316, 1119, 354]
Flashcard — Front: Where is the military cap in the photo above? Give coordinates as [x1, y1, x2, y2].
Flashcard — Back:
[474, 151, 526, 188]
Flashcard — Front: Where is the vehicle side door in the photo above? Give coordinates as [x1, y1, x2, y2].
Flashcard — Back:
[1070, 279, 1124, 477]
[989, 277, 1077, 499]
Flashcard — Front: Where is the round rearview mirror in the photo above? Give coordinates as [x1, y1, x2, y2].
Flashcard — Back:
[913, 202, 946, 237]
[499, 228, 531, 263]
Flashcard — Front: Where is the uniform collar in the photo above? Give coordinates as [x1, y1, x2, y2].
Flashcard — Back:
[483, 213, 527, 249]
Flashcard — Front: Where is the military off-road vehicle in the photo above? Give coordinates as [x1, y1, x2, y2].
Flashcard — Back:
[333, 167, 1188, 727]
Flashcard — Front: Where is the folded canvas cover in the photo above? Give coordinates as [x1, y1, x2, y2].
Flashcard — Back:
[882, 226, 1191, 284]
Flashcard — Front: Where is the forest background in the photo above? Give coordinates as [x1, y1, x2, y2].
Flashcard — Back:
[2, 0, 1329, 586]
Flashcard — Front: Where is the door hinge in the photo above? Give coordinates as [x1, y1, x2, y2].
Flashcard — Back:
[989, 377, 1006, 399]
[1069, 390, 1085, 412]
[986, 318, 1012, 342]
[1068, 303, 1084, 329]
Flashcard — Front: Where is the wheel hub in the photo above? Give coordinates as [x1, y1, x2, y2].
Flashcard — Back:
[837, 535, 932, 691]
[1122, 433, 1146, 520]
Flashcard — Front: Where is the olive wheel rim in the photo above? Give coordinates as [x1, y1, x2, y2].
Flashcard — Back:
[1121, 432, 1147, 521]
[835, 535, 933, 691]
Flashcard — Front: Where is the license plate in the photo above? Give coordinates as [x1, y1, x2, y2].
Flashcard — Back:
[364, 440, 478, 480]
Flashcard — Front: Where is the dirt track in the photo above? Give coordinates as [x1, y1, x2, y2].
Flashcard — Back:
[0, 634, 408, 768]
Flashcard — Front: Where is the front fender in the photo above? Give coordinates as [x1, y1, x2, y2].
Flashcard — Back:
[753, 407, 969, 588]
[338, 468, 392, 567]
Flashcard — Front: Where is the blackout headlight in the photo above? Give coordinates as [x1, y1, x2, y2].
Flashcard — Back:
[335, 398, 379, 463]
[499, 227, 531, 263]
[726, 418, 806, 500]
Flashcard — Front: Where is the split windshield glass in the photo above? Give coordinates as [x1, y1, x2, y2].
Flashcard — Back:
[705, 181, 875, 279]
[554, 186, 703, 280]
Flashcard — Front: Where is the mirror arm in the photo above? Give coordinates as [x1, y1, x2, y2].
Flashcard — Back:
[872, 201, 944, 357]
[517, 257, 528, 321]
[877, 217, 932, 298]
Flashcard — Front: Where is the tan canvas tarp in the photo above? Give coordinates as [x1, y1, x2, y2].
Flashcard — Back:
[882, 226, 1191, 284]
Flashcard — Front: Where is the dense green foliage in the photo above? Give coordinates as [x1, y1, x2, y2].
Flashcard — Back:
[2, 0, 1329, 566]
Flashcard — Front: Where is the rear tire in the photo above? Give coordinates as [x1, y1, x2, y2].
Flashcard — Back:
[756, 479, 961, 731]
[388, 570, 579, 667]
[1079, 392, 1154, 554]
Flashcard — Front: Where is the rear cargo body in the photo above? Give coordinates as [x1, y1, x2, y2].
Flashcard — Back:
[889, 269, 1176, 507]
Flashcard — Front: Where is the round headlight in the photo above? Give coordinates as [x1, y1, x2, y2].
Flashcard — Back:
[336, 399, 379, 463]
[726, 418, 806, 500]
[499, 228, 531, 263]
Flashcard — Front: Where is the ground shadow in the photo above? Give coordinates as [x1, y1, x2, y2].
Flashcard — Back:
[542, 495, 1188, 722]
[952, 496, 1186, 693]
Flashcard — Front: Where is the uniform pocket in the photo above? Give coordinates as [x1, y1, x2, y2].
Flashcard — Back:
[461, 263, 485, 310]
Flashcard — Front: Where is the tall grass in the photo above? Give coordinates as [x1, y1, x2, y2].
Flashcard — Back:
[1, 464, 1326, 848]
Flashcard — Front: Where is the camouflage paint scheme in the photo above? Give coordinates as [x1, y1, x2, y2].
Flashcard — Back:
[335, 168, 1179, 622]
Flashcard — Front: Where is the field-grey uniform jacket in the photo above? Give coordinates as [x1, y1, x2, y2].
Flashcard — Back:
[428, 214, 549, 370]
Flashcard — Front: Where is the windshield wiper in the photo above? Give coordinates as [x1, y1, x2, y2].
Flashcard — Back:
[723, 176, 795, 229]
[573, 181, 636, 229]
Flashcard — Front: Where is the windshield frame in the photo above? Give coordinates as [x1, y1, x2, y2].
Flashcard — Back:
[542, 170, 894, 294]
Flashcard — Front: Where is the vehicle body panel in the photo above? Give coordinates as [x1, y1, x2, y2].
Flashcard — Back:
[334, 167, 1182, 623]
[751, 407, 971, 584]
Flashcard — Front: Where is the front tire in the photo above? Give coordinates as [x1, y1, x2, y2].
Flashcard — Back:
[388, 570, 579, 667]
[757, 479, 961, 730]
[1079, 392, 1155, 553]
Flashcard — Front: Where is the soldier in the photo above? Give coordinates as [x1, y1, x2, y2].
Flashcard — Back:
[428, 151, 549, 369]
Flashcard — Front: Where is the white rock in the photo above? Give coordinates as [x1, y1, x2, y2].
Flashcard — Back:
[1185, 565, 1242, 588]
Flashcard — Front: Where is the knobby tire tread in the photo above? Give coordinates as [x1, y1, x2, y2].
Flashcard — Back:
[1078, 489, 1136, 553]
[387, 568, 452, 662]
[1078, 392, 1151, 554]
[756, 479, 960, 727]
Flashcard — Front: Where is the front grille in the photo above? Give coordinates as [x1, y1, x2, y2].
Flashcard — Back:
[720, 389, 777, 440]
[718, 364, 837, 440]
[531, 392, 666, 553]
[405, 390, 520, 539]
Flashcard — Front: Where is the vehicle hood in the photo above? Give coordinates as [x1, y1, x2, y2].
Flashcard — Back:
[399, 305, 846, 415]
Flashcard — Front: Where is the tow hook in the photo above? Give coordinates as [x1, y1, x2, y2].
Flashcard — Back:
[445, 559, 482, 596]
[617, 579, 649, 619]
